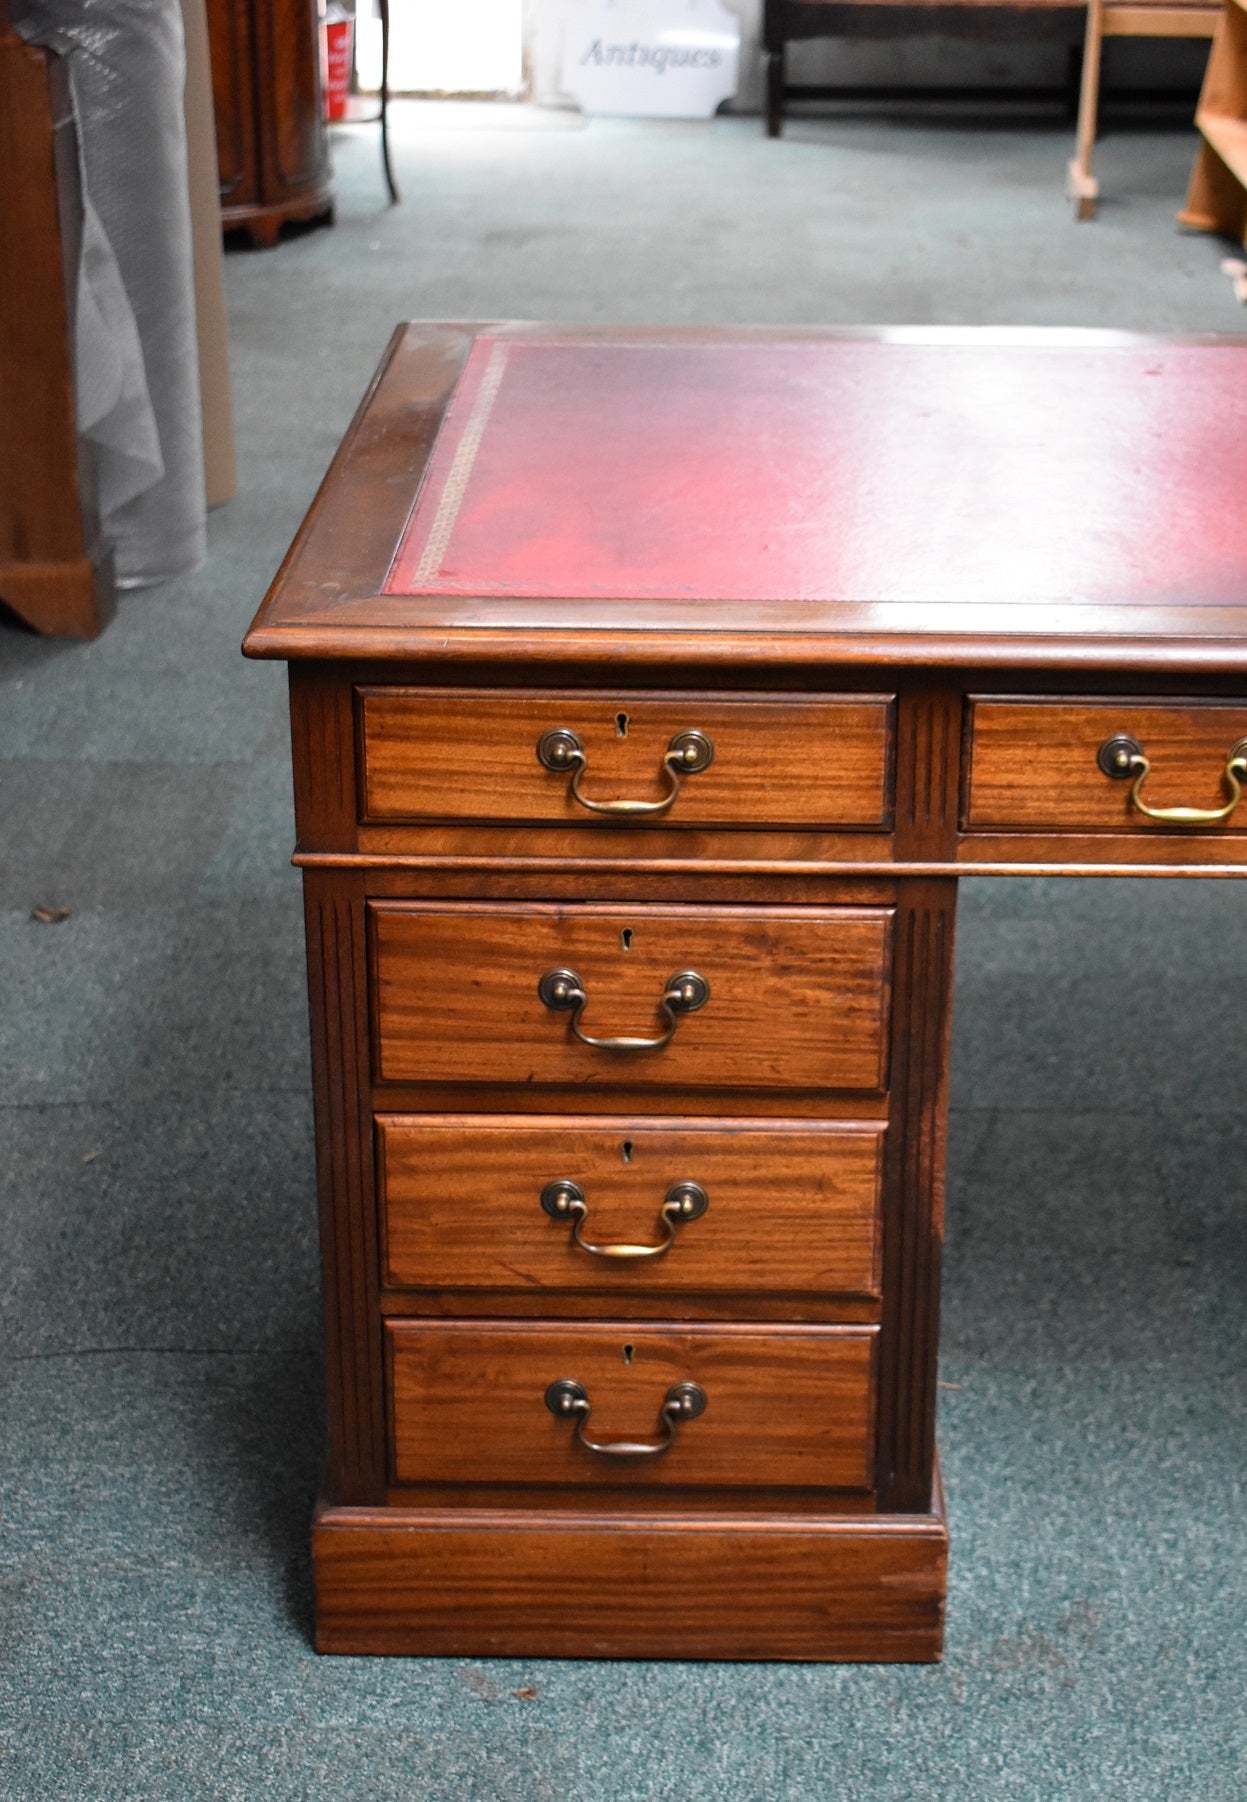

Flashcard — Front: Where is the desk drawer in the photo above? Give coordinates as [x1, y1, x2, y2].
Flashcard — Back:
[386, 1321, 877, 1490]
[358, 688, 894, 830]
[378, 1116, 884, 1297]
[966, 699, 1247, 833]
[371, 903, 892, 1094]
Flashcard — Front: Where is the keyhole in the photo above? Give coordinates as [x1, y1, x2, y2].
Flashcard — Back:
[616, 712, 630, 738]
[621, 928, 633, 952]
[622, 1344, 634, 1365]
[621, 1140, 633, 1164]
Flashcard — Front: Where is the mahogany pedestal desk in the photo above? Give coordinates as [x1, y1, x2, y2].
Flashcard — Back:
[244, 324, 1247, 1661]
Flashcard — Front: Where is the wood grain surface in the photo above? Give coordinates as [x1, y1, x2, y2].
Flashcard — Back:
[303, 871, 386, 1502]
[313, 1491, 947, 1659]
[385, 1319, 877, 1489]
[206, 0, 332, 243]
[359, 688, 894, 828]
[377, 1114, 884, 1297]
[0, 24, 113, 637]
[875, 880, 956, 1512]
[370, 901, 892, 1093]
[966, 697, 1247, 830]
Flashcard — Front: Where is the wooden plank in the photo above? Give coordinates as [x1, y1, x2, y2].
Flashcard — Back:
[1197, 111, 1247, 188]
[313, 1487, 947, 1660]
[1103, 6, 1218, 34]
[1182, 2, 1247, 239]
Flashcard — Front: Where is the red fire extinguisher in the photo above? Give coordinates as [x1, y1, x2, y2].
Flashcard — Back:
[323, 1, 354, 121]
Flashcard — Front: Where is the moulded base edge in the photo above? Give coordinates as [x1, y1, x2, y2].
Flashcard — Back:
[312, 1474, 948, 1662]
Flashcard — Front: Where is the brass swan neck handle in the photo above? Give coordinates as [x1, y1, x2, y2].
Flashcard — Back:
[537, 967, 709, 1053]
[537, 727, 714, 817]
[544, 1378, 707, 1457]
[1098, 734, 1247, 825]
[541, 1178, 709, 1259]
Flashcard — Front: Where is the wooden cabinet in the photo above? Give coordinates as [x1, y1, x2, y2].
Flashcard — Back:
[246, 323, 1247, 1662]
[206, 0, 332, 245]
[0, 21, 113, 636]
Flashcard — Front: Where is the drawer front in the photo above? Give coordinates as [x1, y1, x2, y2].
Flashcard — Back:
[378, 1116, 884, 1297]
[966, 698, 1247, 832]
[386, 1321, 876, 1489]
[358, 688, 894, 829]
[371, 903, 892, 1093]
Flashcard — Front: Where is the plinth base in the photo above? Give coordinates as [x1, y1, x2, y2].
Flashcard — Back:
[312, 1467, 947, 1662]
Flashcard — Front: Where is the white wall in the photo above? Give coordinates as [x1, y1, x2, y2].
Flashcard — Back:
[523, 0, 1205, 112]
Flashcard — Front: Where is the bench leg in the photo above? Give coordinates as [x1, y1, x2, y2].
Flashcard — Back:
[766, 46, 784, 138]
[1067, 0, 1104, 219]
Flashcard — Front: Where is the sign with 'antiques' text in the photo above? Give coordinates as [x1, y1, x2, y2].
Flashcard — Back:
[560, 0, 741, 118]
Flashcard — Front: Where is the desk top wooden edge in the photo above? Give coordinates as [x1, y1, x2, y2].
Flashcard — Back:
[243, 321, 1247, 674]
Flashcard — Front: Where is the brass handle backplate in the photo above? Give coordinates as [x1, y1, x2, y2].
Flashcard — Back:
[544, 1376, 707, 1457]
[537, 967, 709, 1052]
[541, 1178, 709, 1259]
[536, 727, 714, 816]
[1097, 734, 1247, 825]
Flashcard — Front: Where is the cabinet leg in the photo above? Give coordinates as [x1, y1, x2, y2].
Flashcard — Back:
[766, 48, 784, 138]
[245, 215, 283, 249]
[302, 866, 387, 1505]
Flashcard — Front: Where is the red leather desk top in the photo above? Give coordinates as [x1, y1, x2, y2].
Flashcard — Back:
[245, 325, 1247, 669]
[386, 332, 1247, 610]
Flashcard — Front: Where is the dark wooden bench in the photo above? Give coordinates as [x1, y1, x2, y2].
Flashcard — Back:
[764, 0, 1103, 136]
